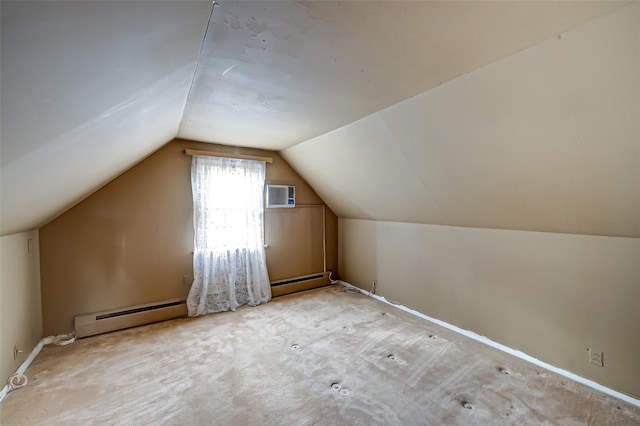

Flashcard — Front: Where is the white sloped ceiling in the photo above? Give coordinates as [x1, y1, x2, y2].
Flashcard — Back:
[178, 1, 625, 150]
[282, 3, 640, 238]
[1, 0, 634, 236]
[0, 1, 212, 235]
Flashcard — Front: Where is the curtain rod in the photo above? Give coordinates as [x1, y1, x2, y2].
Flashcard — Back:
[185, 149, 273, 163]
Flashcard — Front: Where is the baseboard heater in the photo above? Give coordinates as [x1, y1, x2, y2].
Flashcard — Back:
[74, 298, 187, 338]
[271, 272, 329, 297]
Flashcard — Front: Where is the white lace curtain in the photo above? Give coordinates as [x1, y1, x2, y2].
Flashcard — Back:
[187, 156, 271, 317]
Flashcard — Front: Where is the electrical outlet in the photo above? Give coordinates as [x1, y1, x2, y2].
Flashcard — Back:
[183, 275, 193, 286]
[588, 348, 604, 367]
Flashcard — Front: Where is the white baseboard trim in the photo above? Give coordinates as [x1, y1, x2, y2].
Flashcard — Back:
[338, 280, 640, 408]
[0, 340, 44, 402]
[0, 334, 75, 403]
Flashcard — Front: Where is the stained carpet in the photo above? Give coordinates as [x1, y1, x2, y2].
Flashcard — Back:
[2, 285, 639, 425]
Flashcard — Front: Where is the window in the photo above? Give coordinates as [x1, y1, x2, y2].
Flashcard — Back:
[187, 156, 271, 316]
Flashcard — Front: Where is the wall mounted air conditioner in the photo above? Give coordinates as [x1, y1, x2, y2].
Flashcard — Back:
[266, 184, 295, 208]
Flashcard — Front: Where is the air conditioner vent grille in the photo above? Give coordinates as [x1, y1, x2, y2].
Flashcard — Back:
[267, 184, 295, 208]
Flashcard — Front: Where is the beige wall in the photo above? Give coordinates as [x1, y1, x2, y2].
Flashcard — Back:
[40, 139, 337, 336]
[0, 231, 43, 385]
[340, 218, 640, 398]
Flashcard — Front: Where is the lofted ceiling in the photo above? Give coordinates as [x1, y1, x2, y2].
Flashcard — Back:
[1, 0, 636, 237]
[178, 0, 626, 150]
[1, 0, 212, 235]
[282, 3, 640, 238]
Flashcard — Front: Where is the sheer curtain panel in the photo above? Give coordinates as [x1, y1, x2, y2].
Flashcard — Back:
[187, 156, 271, 317]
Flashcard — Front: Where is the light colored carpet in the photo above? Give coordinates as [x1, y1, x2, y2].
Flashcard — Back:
[2, 285, 639, 425]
